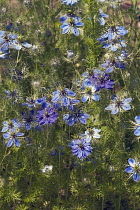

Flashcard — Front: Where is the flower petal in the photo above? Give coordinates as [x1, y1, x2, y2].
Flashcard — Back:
[128, 158, 136, 167]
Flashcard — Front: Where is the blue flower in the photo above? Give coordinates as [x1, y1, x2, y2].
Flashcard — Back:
[35, 107, 58, 125]
[81, 85, 100, 102]
[102, 39, 127, 51]
[133, 116, 140, 136]
[97, 26, 128, 41]
[105, 95, 132, 114]
[82, 70, 115, 91]
[0, 31, 22, 51]
[116, 50, 128, 61]
[60, 17, 84, 36]
[21, 97, 46, 108]
[63, 110, 90, 126]
[21, 110, 35, 130]
[61, 0, 79, 5]
[99, 9, 109, 25]
[70, 139, 93, 160]
[101, 60, 125, 73]
[52, 88, 76, 106]
[125, 158, 140, 182]
[4, 89, 22, 103]
[1, 119, 21, 133]
[3, 131, 24, 147]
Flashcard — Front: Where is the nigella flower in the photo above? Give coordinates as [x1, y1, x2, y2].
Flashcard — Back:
[35, 107, 58, 125]
[125, 158, 140, 182]
[61, 0, 79, 5]
[0, 31, 22, 51]
[3, 130, 24, 147]
[81, 85, 100, 102]
[21, 110, 35, 130]
[80, 128, 101, 142]
[97, 26, 128, 41]
[102, 39, 127, 51]
[4, 89, 22, 102]
[101, 60, 125, 73]
[21, 97, 46, 108]
[99, 9, 109, 25]
[105, 95, 132, 114]
[60, 16, 84, 36]
[51, 88, 76, 107]
[70, 139, 93, 160]
[60, 13, 80, 23]
[1, 119, 21, 133]
[133, 116, 140, 136]
[116, 50, 128, 61]
[63, 110, 90, 126]
[82, 70, 115, 91]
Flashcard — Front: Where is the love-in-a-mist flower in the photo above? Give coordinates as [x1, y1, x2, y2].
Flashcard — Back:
[125, 158, 140, 182]
[70, 139, 93, 160]
[0, 31, 22, 51]
[102, 39, 127, 51]
[63, 110, 90, 126]
[101, 60, 125, 73]
[133, 116, 140, 136]
[21, 110, 35, 130]
[97, 26, 128, 41]
[105, 95, 132, 114]
[1, 119, 21, 133]
[61, 0, 79, 5]
[3, 130, 24, 147]
[98, 9, 109, 25]
[51, 88, 76, 107]
[21, 97, 46, 108]
[80, 128, 101, 142]
[81, 85, 100, 102]
[60, 16, 84, 36]
[82, 70, 115, 92]
[35, 107, 58, 125]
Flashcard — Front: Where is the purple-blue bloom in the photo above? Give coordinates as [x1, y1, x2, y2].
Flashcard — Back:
[97, 26, 128, 41]
[133, 116, 140, 136]
[52, 88, 76, 107]
[125, 158, 140, 182]
[21, 97, 46, 108]
[101, 60, 125, 73]
[70, 139, 93, 160]
[21, 110, 35, 130]
[1, 119, 21, 133]
[63, 110, 90, 126]
[35, 107, 58, 125]
[3, 130, 24, 147]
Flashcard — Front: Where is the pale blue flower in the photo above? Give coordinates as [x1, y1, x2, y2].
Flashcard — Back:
[105, 95, 132, 114]
[3, 130, 24, 147]
[60, 17, 84, 36]
[125, 158, 140, 182]
[81, 85, 100, 102]
[133, 116, 140, 136]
